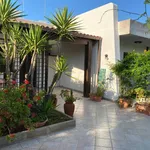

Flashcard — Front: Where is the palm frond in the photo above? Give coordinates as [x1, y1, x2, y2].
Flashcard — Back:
[46, 7, 81, 40]
[0, 0, 24, 27]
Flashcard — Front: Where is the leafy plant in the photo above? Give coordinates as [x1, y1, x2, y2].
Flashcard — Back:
[31, 91, 55, 122]
[48, 55, 69, 94]
[23, 25, 48, 85]
[0, 0, 24, 81]
[0, 83, 33, 137]
[96, 86, 105, 97]
[46, 7, 81, 41]
[90, 82, 105, 97]
[60, 89, 76, 103]
[110, 51, 150, 99]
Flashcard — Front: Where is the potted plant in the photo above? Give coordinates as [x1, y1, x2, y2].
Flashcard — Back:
[90, 83, 105, 102]
[134, 88, 150, 115]
[60, 89, 76, 117]
[118, 97, 132, 108]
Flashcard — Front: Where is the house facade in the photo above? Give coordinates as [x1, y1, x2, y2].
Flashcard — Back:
[0, 3, 149, 100]
[72, 2, 150, 100]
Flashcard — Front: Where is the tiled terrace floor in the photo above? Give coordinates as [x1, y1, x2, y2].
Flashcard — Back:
[1, 88, 150, 150]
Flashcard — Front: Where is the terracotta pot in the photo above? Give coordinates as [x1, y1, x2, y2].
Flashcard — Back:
[90, 95, 102, 102]
[135, 104, 146, 112]
[118, 98, 130, 109]
[64, 102, 75, 117]
[135, 103, 150, 116]
[123, 101, 129, 108]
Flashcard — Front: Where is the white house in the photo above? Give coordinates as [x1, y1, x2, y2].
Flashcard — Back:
[50, 2, 150, 100]
[1, 3, 148, 100]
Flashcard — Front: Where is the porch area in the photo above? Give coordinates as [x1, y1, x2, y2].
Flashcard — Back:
[2, 88, 150, 150]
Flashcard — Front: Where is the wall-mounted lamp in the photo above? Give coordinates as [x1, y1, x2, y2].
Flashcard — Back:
[105, 54, 108, 60]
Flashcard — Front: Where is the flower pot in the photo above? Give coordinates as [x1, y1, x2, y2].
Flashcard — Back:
[123, 101, 129, 108]
[135, 103, 150, 116]
[90, 95, 102, 102]
[135, 103, 146, 113]
[118, 98, 131, 108]
[64, 102, 75, 117]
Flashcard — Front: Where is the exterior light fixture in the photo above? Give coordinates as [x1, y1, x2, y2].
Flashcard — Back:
[105, 54, 108, 60]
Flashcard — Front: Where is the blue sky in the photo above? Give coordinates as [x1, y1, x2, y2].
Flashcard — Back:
[16, 0, 149, 23]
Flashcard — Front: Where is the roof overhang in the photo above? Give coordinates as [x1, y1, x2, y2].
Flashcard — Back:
[118, 19, 150, 39]
[14, 18, 101, 41]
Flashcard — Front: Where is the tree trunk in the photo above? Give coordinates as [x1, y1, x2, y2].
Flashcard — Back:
[48, 72, 62, 94]
[4, 33, 11, 83]
[30, 53, 37, 86]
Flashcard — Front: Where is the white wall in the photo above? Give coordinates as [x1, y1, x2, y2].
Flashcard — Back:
[77, 3, 120, 100]
[120, 40, 146, 60]
[59, 43, 85, 92]
[48, 42, 85, 92]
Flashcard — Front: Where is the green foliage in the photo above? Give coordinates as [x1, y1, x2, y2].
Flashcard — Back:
[48, 55, 69, 94]
[145, 0, 150, 4]
[23, 25, 48, 85]
[23, 25, 48, 54]
[0, 0, 24, 28]
[110, 51, 150, 98]
[60, 89, 76, 103]
[96, 82, 105, 97]
[0, 0, 24, 80]
[0, 84, 32, 136]
[32, 91, 55, 122]
[46, 7, 81, 41]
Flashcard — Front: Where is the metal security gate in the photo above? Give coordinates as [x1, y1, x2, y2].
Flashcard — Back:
[20, 51, 48, 92]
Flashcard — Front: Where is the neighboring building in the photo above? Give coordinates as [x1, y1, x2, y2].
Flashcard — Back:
[0, 3, 149, 100]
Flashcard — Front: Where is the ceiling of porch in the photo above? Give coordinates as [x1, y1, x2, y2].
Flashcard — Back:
[120, 34, 150, 47]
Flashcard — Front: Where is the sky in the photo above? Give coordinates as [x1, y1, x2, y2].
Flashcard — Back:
[15, 0, 149, 23]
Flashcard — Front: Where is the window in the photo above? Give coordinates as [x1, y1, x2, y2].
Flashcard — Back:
[123, 52, 128, 59]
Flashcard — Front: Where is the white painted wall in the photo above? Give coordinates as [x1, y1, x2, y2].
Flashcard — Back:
[60, 43, 85, 92]
[77, 3, 120, 100]
[48, 42, 85, 92]
[119, 19, 150, 39]
[120, 40, 146, 60]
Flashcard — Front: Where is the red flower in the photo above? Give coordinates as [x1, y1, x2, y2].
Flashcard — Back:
[12, 80, 17, 85]
[20, 84, 26, 89]
[27, 103, 32, 108]
[0, 117, 3, 123]
[36, 96, 41, 101]
[3, 89, 8, 93]
[31, 113, 36, 118]
[8, 134, 15, 138]
[24, 79, 29, 85]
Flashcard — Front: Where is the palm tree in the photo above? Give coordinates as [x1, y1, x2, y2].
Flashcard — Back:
[45, 7, 81, 95]
[46, 7, 81, 42]
[9, 24, 23, 77]
[23, 25, 48, 85]
[0, 0, 24, 81]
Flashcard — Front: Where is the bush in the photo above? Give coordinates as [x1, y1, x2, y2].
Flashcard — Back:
[110, 51, 150, 98]
[0, 84, 32, 137]
[0, 81, 55, 138]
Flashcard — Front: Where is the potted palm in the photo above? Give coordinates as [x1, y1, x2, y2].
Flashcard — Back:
[60, 89, 76, 117]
